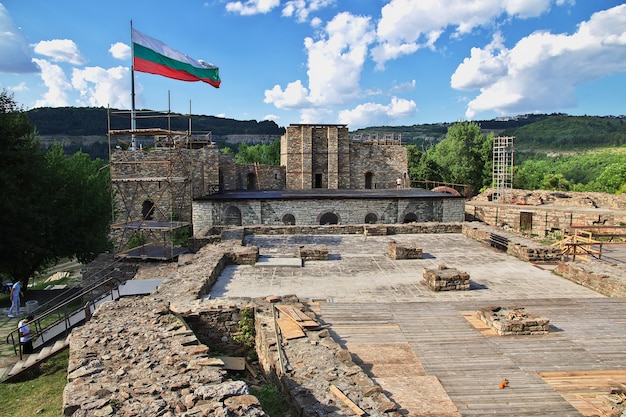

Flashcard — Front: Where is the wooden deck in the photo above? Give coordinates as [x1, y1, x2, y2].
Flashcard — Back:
[318, 297, 626, 416]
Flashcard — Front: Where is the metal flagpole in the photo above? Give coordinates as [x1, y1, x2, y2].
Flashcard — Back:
[130, 20, 136, 151]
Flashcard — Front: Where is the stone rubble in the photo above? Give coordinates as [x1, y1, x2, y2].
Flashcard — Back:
[63, 238, 401, 416]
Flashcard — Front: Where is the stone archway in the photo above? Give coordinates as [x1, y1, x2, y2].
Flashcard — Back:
[224, 206, 242, 226]
[142, 200, 155, 220]
[365, 213, 378, 224]
[282, 213, 296, 225]
[319, 212, 339, 225]
[403, 212, 417, 223]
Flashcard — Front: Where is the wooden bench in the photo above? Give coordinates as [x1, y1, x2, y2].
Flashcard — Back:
[484, 233, 509, 251]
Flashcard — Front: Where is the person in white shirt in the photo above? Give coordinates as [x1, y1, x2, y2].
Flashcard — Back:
[8, 281, 22, 318]
[18, 315, 34, 354]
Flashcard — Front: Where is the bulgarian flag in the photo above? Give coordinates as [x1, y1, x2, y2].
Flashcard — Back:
[132, 28, 221, 88]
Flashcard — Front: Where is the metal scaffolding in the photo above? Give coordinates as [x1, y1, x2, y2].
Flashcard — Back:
[107, 109, 193, 260]
[492, 136, 514, 202]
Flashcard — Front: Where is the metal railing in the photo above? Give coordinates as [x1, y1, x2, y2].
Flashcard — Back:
[6, 276, 122, 360]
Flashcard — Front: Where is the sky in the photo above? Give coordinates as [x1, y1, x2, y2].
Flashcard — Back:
[1, 1, 626, 130]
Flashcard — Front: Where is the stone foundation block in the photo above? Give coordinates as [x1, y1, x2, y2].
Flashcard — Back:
[388, 240, 423, 260]
[477, 306, 550, 335]
[423, 265, 469, 291]
[364, 225, 388, 236]
[298, 244, 328, 261]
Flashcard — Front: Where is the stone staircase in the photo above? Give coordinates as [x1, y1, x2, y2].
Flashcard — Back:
[1, 336, 69, 382]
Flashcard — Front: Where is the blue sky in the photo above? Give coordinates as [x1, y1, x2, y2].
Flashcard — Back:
[1, 1, 626, 130]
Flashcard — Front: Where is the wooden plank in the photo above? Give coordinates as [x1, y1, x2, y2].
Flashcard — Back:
[275, 305, 319, 328]
[461, 311, 498, 336]
[276, 317, 306, 340]
[217, 356, 245, 371]
[330, 385, 365, 416]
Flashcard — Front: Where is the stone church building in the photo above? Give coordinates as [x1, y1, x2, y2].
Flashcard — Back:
[109, 123, 464, 256]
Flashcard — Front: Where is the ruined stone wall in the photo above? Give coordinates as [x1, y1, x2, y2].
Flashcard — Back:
[554, 262, 626, 297]
[281, 124, 403, 191]
[218, 157, 285, 191]
[475, 188, 626, 210]
[349, 142, 407, 189]
[192, 197, 465, 227]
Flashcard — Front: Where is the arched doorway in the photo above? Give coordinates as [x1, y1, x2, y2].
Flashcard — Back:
[142, 200, 155, 220]
[246, 173, 257, 190]
[365, 172, 374, 189]
[319, 212, 339, 225]
[224, 206, 242, 226]
[364, 213, 378, 224]
[403, 212, 417, 223]
[282, 213, 296, 225]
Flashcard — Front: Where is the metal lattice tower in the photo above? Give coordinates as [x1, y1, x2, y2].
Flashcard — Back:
[492, 136, 514, 202]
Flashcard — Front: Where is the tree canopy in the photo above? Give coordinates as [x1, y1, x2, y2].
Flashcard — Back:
[0, 90, 112, 287]
[407, 121, 493, 193]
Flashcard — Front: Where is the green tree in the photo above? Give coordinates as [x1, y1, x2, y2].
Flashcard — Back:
[0, 91, 112, 288]
[425, 121, 493, 191]
[593, 163, 626, 193]
[235, 141, 280, 165]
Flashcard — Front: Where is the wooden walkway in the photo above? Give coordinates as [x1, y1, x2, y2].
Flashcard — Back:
[319, 297, 626, 416]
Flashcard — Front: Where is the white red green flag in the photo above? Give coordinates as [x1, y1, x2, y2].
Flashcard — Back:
[132, 28, 221, 88]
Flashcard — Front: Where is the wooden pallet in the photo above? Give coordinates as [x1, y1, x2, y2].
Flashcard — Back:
[538, 370, 626, 416]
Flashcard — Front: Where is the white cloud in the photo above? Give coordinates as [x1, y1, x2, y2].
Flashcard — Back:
[263, 113, 280, 121]
[33, 39, 86, 65]
[451, 4, 626, 118]
[32, 58, 71, 107]
[371, 0, 561, 68]
[305, 12, 375, 105]
[264, 11, 376, 121]
[7, 81, 28, 92]
[0, 4, 39, 73]
[282, 0, 335, 23]
[264, 80, 309, 109]
[72, 66, 130, 108]
[110, 42, 131, 60]
[225, 0, 280, 15]
[337, 96, 417, 129]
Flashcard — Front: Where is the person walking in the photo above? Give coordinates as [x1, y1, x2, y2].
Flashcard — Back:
[18, 315, 34, 354]
[8, 281, 22, 318]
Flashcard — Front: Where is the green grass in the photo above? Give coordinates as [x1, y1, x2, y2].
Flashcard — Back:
[251, 384, 295, 417]
[0, 350, 68, 417]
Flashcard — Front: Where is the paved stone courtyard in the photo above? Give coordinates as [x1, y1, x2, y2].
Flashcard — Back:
[210, 233, 605, 303]
[210, 233, 626, 416]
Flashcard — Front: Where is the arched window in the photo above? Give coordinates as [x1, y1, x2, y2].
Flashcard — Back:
[246, 173, 257, 190]
[282, 213, 296, 225]
[365, 213, 378, 224]
[224, 206, 242, 226]
[142, 200, 155, 220]
[319, 212, 339, 225]
[365, 172, 374, 189]
[403, 212, 418, 223]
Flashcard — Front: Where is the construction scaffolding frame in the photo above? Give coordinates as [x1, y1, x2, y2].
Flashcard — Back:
[107, 109, 193, 260]
[492, 136, 514, 202]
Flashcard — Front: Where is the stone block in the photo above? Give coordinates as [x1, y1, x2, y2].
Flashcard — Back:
[423, 265, 469, 291]
[476, 306, 550, 335]
[388, 240, 423, 260]
[298, 244, 328, 261]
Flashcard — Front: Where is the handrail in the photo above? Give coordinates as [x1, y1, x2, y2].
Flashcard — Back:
[5, 276, 122, 360]
[33, 261, 121, 315]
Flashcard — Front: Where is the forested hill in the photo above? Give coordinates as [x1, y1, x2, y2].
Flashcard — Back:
[26, 107, 285, 136]
[26, 107, 626, 151]
[355, 114, 626, 150]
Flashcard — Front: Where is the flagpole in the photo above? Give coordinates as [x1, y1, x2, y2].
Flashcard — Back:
[130, 20, 136, 151]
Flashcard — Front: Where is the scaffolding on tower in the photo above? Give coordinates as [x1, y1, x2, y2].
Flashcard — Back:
[107, 108, 194, 260]
[492, 136, 514, 203]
